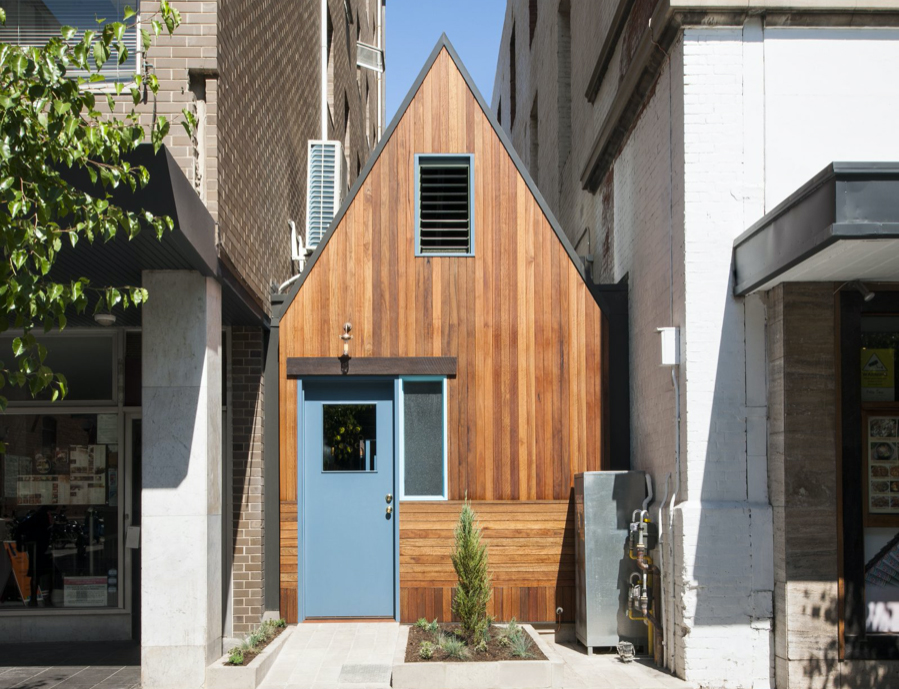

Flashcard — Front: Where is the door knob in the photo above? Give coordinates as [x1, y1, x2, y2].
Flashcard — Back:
[386, 505, 393, 516]
[386, 493, 393, 504]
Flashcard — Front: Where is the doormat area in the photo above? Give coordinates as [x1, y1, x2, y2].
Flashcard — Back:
[337, 663, 392, 684]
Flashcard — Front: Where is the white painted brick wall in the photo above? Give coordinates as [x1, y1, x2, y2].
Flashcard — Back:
[678, 26, 774, 689]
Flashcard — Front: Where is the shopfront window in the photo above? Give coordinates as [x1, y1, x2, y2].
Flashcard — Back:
[0, 413, 120, 609]
[860, 317, 899, 633]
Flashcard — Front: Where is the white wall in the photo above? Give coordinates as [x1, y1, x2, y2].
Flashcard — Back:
[764, 27, 899, 209]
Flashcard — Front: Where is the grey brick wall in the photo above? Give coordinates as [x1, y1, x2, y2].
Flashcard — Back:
[230, 326, 265, 634]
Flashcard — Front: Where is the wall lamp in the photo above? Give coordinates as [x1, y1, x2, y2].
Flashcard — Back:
[836, 280, 876, 302]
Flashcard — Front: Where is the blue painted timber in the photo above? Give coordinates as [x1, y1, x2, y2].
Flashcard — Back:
[302, 381, 396, 618]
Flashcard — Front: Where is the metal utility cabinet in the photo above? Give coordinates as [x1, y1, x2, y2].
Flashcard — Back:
[574, 471, 648, 653]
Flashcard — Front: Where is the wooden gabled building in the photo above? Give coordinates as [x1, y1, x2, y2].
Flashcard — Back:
[275, 35, 626, 624]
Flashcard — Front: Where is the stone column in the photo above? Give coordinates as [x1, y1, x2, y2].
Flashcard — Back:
[141, 270, 222, 689]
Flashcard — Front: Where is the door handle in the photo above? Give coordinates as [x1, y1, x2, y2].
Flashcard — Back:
[386, 493, 393, 504]
[386, 505, 393, 516]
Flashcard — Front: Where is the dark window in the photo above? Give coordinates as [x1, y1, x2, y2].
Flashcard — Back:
[1, 335, 113, 403]
[529, 94, 539, 184]
[497, 97, 502, 127]
[529, 0, 537, 46]
[415, 155, 474, 256]
[509, 24, 516, 126]
[558, 0, 572, 181]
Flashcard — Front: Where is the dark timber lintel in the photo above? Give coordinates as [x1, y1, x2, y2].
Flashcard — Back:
[287, 356, 457, 378]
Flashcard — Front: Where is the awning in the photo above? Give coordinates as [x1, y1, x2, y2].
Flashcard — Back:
[50, 144, 268, 327]
[733, 163, 899, 296]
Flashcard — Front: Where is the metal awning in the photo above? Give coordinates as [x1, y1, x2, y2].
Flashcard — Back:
[733, 163, 899, 296]
[50, 144, 267, 327]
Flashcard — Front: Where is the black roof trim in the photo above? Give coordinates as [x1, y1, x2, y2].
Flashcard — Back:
[276, 34, 604, 322]
[733, 162, 899, 296]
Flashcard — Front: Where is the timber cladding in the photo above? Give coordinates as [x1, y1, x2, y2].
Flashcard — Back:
[278, 48, 606, 623]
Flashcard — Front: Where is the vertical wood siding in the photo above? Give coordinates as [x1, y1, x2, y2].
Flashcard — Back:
[278, 49, 606, 623]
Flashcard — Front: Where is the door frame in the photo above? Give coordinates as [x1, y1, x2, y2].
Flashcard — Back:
[123, 412, 140, 639]
[295, 377, 401, 622]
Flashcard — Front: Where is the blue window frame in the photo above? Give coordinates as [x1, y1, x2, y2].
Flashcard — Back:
[398, 377, 448, 500]
[414, 154, 474, 257]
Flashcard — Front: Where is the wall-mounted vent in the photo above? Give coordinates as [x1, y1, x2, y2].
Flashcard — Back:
[356, 42, 384, 72]
[306, 141, 343, 251]
[415, 154, 474, 256]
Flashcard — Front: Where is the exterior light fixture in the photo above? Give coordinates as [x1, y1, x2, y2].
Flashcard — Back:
[656, 327, 680, 367]
[94, 312, 116, 327]
[339, 322, 352, 374]
[851, 280, 876, 302]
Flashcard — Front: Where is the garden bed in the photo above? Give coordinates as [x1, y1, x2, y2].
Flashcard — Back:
[228, 624, 286, 665]
[405, 620, 547, 663]
[206, 623, 294, 689]
[393, 623, 563, 689]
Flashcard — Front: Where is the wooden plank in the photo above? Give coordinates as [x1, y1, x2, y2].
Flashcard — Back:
[286, 356, 457, 377]
[278, 47, 607, 598]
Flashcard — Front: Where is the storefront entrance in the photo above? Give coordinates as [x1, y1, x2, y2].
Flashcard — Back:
[301, 381, 396, 619]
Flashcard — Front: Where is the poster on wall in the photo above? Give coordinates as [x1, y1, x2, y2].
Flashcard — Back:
[96, 414, 117, 445]
[868, 416, 899, 516]
[866, 531, 899, 632]
[3, 455, 29, 498]
[69, 445, 106, 475]
[63, 576, 108, 607]
[862, 349, 896, 402]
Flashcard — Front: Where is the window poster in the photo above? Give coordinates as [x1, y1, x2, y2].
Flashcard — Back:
[862, 349, 896, 402]
[869, 416, 899, 515]
[3, 455, 30, 498]
[866, 529, 899, 633]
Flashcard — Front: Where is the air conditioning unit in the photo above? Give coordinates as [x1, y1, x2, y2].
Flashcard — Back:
[356, 42, 384, 73]
[306, 140, 343, 251]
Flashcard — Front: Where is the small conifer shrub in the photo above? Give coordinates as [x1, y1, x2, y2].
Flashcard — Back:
[451, 498, 492, 640]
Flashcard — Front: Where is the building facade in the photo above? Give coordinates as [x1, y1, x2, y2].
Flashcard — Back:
[0, 1, 385, 688]
[493, 1, 899, 687]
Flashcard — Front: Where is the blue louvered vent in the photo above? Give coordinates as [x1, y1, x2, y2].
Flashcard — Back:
[306, 141, 343, 250]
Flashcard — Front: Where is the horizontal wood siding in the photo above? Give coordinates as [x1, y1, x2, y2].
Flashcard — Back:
[278, 49, 605, 623]
[279, 501, 298, 623]
[400, 501, 575, 623]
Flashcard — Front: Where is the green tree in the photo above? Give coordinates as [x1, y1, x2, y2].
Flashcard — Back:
[0, 1, 197, 413]
[451, 498, 492, 640]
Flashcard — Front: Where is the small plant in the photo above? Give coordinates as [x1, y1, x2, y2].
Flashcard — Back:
[435, 631, 452, 649]
[426, 618, 439, 634]
[475, 639, 488, 653]
[441, 635, 469, 660]
[272, 618, 287, 628]
[414, 617, 430, 630]
[228, 648, 244, 666]
[418, 641, 435, 660]
[498, 635, 511, 648]
[505, 618, 522, 640]
[451, 498, 492, 641]
[509, 631, 534, 659]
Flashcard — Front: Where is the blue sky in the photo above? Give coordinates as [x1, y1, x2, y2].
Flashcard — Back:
[385, 0, 507, 121]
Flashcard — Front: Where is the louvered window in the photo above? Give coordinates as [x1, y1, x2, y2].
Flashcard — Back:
[0, 0, 140, 82]
[415, 154, 474, 256]
[306, 141, 343, 251]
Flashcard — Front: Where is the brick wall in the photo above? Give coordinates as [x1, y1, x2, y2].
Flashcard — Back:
[230, 326, 265, 634]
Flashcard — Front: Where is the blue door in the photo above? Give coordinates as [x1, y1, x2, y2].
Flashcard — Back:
[302, 381, 396, 618]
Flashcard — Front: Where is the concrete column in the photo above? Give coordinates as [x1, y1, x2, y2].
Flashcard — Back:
[141, 270, 222, 689]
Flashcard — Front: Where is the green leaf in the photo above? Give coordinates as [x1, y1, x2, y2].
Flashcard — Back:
[123, 5, 136, 20]
[53, 100, 71, 115]
[0, 177, 14, 192]
[92, 39, 109, 70]
[141, 28, 151, 52]
[11, 337, 24, 356]
[60, 25, 76, 40]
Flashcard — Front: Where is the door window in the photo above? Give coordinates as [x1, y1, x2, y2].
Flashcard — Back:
[322, 404, 377, 472]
